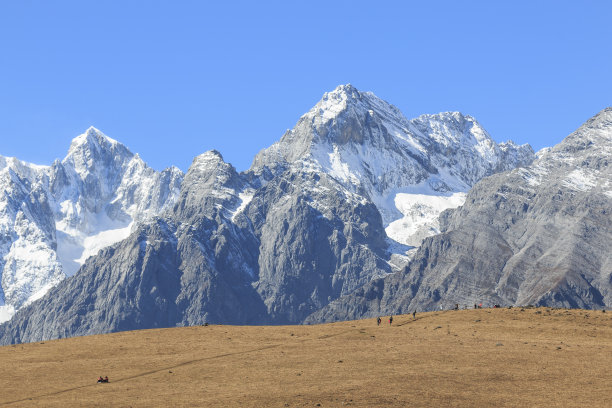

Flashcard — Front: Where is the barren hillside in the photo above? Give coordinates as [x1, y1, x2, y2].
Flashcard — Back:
[1, 308, 611, 407]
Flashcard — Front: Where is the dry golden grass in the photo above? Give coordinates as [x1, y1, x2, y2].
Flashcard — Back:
[1, 307, 611, 407]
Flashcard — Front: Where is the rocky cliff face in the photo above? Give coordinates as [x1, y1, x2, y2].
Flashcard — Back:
[0, 85, 536, 344]
[306, 108, 612, 323]
[251, 85, 534, 262]
[0, 149, 391, 342]
[0, 160, 63, 322]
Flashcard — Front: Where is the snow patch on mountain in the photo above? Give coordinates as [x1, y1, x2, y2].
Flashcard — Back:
[231, 190, 255, 221]
[0, 304, 15, 323]
[386, 190, 466, 246]
[562, 169, 598, 192]
[518, 165, 550, 187]
[56, 213, 134, 275]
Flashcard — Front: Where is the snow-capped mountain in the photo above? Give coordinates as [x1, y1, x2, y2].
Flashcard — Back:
[251, 84, 534, 263]
[52, 128, 183, 275]
[0, 157, 63, 322]
[0, 84, 537, 344]
[307, 107, 612, 323]
[0, 127, 183, 322]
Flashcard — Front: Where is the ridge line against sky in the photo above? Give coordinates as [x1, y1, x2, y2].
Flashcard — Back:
[1, 1, 611, 172]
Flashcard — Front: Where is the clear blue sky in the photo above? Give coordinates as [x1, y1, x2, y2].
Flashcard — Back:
[1, 1, 611, 172]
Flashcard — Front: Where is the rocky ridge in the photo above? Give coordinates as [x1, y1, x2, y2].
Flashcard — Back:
[251, 85, 534, 260]
[0, 85, 536, 343]
[306, 108, 612, 323]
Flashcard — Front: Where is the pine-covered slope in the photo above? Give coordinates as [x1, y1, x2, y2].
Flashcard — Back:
[306, 108, 612, 323]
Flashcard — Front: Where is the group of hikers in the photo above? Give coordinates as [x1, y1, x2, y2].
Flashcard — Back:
[379, 304, 510, 322]
[376, 311, 417, 326]
[376, 316, 389, 325]
[97, 376, 109, 383]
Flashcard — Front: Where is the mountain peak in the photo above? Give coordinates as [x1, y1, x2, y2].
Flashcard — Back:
[327, 83, 360, 97]
[67, 127, 125, 156]
[188, 150, 232, 176]
[410, 111, 494, 147]
[193, 150, 225, 164]
[583, 107, 612, 129]
[252, 85, 393, 166]
[313, 84, 364, 119]
[83, 126, 112, 141]
[62, 127, 134, 181]
[85, 125, 103, 136]
[553, 108, 612, 156]
[307, 84, 403, 131]
[413, 111, 474, 125]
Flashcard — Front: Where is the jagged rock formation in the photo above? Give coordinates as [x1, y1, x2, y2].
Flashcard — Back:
[306, 108, 612, 323]
[250, 85, 534, 266]
[0, 128, 183, 322]
[0, 85, 535, 343]
[0, 159, 63, 322]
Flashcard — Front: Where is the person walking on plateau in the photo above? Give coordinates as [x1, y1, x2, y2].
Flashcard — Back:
[389, 315, 393, 325]
[412, 310, 416, 320]
[377, 316, 381, 326]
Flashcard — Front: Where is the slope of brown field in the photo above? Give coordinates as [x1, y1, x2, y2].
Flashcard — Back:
[0, 308, 611, 407]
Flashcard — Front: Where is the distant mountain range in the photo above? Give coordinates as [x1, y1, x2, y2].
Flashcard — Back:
[3, 85, 607, 345]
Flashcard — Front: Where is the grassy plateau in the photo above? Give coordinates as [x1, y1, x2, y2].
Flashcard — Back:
[0, 307, 611, 407]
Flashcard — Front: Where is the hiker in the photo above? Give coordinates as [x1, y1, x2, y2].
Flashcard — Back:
[104, 376, 109, 383]
[412, 310, 416, 320]
[389, 315, 393, 325]
[454, 304, 459, 310]
[377, 317, 381, 326]
[97, 376, 104, 383]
